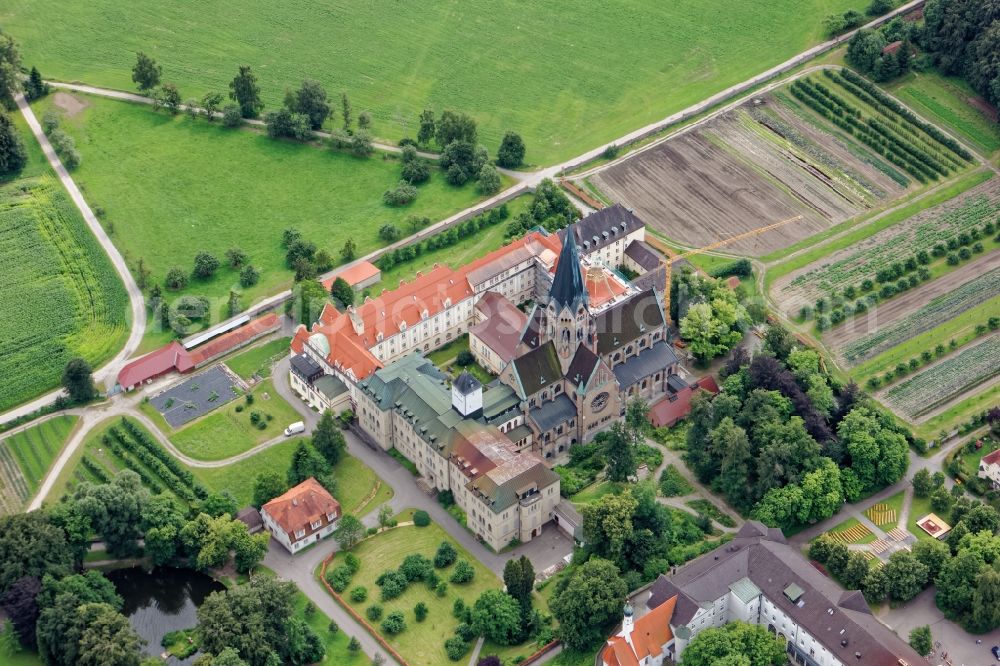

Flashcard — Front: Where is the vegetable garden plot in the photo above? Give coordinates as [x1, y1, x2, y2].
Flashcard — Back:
[777, 179, 1000, 305]
[883, 335, 1000, 419]
[149, 365, 241, 428]
[838, 265, 1000, 364]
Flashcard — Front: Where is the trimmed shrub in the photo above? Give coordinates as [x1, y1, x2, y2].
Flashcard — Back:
[350, 586, 368, 602]
[445, 637, 470, 661]
[366, 604, 384, 621]
[450, 560, 475, 584]
[435, 541, 458, 568]
[413, 510, 431, 527]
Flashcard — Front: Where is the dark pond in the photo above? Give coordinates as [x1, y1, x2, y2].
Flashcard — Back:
[106, 567, 225, 664]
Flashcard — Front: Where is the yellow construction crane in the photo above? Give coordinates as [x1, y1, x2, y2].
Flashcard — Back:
[651, 215, 805, 318]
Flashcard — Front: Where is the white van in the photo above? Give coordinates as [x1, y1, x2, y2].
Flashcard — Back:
[284, 421, 305, 437]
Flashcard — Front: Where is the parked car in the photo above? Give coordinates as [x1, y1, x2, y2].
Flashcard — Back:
[991, 645, 1000, 661]
[284, 421, 305, 437]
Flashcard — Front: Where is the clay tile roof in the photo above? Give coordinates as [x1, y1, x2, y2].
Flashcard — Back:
[982, 450, 1000, 466]
[188, 313, 280, 366]
[117, 341, 194, 388]
[631, 595, 676, 660]
[321, 260, 380, 290]
[262, 477, 340, 539]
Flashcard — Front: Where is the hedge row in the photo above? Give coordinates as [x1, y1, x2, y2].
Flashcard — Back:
[120, 418, 208, 499]
[376, 204, 509, 273]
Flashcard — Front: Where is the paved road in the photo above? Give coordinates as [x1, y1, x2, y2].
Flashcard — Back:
[2, 94, 147, 426]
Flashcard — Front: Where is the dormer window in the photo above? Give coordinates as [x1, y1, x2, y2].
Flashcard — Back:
[310, 519, 321, 530]
[295, 529, 305, 539]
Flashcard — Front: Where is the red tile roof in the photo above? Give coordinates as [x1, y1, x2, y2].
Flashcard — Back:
[188, 313, 280, 366]
[321, 261, 381, 290]
[262, 477, 341, 544]
[648, 377, 720, 428]
[602, 595, 677, 666]
[982, 450, 1000, 466]
[117, 341, 194, 389]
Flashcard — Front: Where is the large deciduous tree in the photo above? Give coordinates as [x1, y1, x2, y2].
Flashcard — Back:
[131, 52, 161, 92]
[0, 111, 27, 175]
[550, 558, 627, 651]
[62, 357, 97, 403]
[73, 470, 148, 557]
[229, 65, 263, 118]
[312, 410, 346, 465]
[287, 79, 330, 130]
[471, 589, 523, 645]
[681, 621, 787, 666]
[496, 131, 525, 168]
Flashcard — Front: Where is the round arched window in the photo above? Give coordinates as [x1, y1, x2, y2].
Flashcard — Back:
[591, 392, 610, 413]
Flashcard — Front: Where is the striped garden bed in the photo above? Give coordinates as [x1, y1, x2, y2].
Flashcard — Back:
[865, 503, 897, 527]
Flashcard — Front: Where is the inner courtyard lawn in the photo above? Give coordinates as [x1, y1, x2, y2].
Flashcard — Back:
[7, 0, 868, 164]
[30, 93, 492, 315]
[169, 379, 301, 461]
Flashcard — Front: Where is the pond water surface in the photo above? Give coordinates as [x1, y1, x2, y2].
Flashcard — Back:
[106, 567, 225, 664]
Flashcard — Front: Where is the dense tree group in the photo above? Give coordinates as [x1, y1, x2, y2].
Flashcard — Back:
[680, 621, 787, 666]
[674, 268, 749, 361]
[685, 326, 908, 531]
[924, 0, 1000, 107]
[502, 179, 579, 240]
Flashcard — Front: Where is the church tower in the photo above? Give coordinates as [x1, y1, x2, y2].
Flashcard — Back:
[543, 230, 594, 372]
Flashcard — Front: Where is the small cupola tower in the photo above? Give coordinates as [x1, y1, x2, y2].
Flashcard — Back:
[452, 371, 483, 418]
[622, 600, 635, 635]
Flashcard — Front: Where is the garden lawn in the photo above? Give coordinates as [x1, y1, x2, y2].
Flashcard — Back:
[2, 415, 78, 494]
[6, 0, 873, 165]
[332, 454, 394, 518]
[290, 577, 364, 665]
[889, 71, 1000, 157]
[914, 382, 1000, 441]
[191, 441, 389, 512]
[0, 113, 129, 411]
[906, 494, 951, 544]
[570, 481, 621, 507]
[953, 437, 1000, 480]
[30, 94, 490, 341]
[333, 516, 501, 666]
[170, 379, 302, 461]
[224, 337, 292, 380]
[686, 498, 736, 528]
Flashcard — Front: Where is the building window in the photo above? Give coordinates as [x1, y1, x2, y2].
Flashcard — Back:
[295, 529, 305, 539]
[310, 520, 321, 530]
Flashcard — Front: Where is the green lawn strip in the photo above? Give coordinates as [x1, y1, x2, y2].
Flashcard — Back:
[331, 454, 393, 518]
[224, 337, 293, 380]
[913, 383, 1000, 441]
[325, 514, 530, 666]
[425, 335, 472, 367]
[0, 112, 129, 412]
[170, 379, 301, 461]
[9, 0, 872, 164]
[906, 494, 952, 544]
[570, 481, 621, 507]
[189, 437, 305, 507]
[3, 416, 78, 492]
[644, 228, 739, 274]
[685, 498, 736, 528]
[822, 517, 876, 545]
[888, 71, 1000, 156]
[0, 622, 42, 666]
[762, 169, 993, 272]
[850, 292, 1000, 383]
[30, 94, 491, 339]
[881, 490, 905, 527]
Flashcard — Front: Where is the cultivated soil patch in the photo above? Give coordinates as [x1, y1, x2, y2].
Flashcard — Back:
[52, 91, 88, 117]
[591, 84, 913, 255]
[770, 178, 1000, 310]
[823, 252, 1000, 364]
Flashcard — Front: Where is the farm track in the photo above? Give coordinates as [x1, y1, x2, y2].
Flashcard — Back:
[822, 250, 1000, 360]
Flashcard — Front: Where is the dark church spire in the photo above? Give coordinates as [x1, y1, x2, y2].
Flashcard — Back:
[550, 228, 588, 311]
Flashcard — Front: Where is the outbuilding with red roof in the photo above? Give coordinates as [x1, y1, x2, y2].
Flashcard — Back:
[261, 477, 341, 554]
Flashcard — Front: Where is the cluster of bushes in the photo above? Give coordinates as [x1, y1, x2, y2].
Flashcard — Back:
[39, 109, 81, 168]
[845, 15, 918, 82]
[503, 179, 579, 240]
[281, 227, 333, 282]
[553, 442, 605, 496]
[790, 78, 945, 184]
[325, 551, 361, 592]
[658, 464, 694, 497]
[376, 203, 508, 272]
[710, 258, 753, 279]
[823, 8, 866, 36]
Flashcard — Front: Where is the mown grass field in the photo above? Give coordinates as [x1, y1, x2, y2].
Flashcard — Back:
[889, 71, 1000, 158]
[5, 0, 868, 164]
[31, 93, 493, 346]
[0, 115, 128, 411]
[224, 337, 291, 380]
[169, 379, 302, 461]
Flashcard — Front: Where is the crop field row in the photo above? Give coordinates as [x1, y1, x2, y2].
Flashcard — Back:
[0, 176, 128, 411]
[838, 263, 1000, 365]
[590, 69, 968, 257]
[882, 335, 1000, 420]
[0, 416, 77, 516]
[778, 179, 1000, 305]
